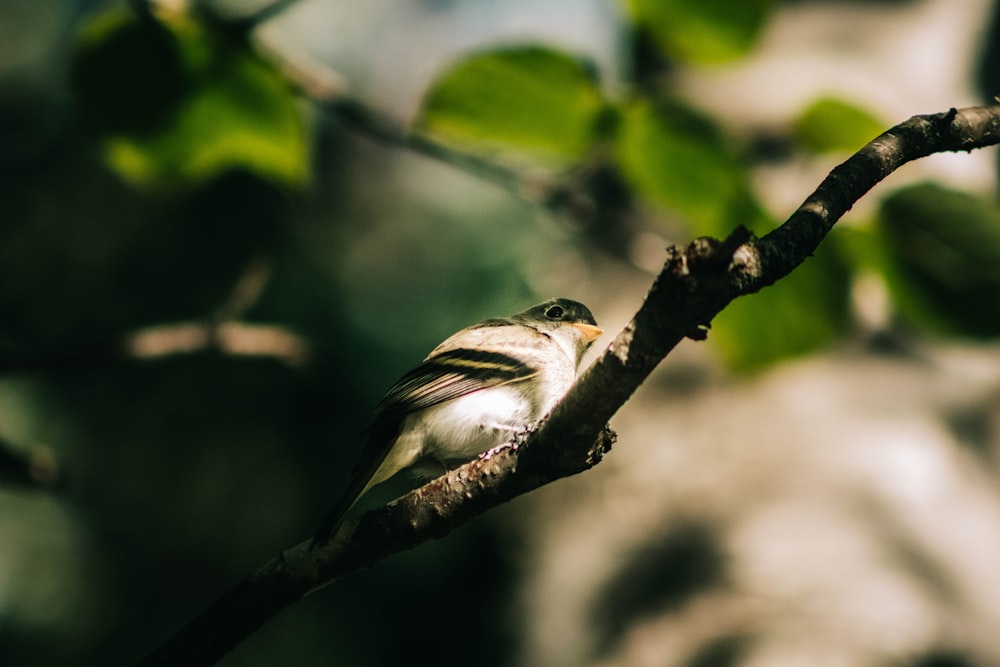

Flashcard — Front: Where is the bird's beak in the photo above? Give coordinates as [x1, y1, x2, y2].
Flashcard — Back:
[573, 323, 603, 343]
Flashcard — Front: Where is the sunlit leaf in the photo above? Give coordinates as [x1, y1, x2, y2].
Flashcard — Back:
[417, 46, 606, 164]
[615, 99, 759, 237]
[627, 0, 773, 64]
[711, 234, 852, 371]
[794, 97, 886, 154]
[71, 8, 306, 190]
[878, 183, 1000, 337]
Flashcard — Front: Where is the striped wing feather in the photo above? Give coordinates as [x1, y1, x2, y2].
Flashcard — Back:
[376, 347, 538, 415]
[312, 346, 537, 545]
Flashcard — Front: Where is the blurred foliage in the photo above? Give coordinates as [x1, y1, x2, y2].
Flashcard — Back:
[878, 183, 1000, 337]
[793, 97, 888, 154]
[626, 0, 775, 64]
[614, 98, 760, 238]
[0, 0, 998, 665]
[417, 46, 608, 165]
[71, 8, 306, 190]
[712, 235, 853, 371]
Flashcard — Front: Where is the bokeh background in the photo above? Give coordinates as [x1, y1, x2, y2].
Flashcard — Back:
[3, 0, 1000, 665]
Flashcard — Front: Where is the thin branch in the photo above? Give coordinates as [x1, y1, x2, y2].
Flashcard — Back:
[210, 254, 273, 325]
[328, 97, 540, 194]
[131, 1, 585, 216]
[124, 321, 312, 367]
[252, 30, 565, 204]
[752, 106, 1000, 291]
[226, 0, 304, 31]
[0, 251, 304, 374]
[134, 105, 1000, 667]
[0, 322, 311, 375]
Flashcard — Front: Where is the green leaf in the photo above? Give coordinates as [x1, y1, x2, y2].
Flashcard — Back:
[794, 97, 886, 154]
[417, 46, 606, 165]
[614, 99, 759, 237]
[71, 9, 189, 136]
[628, 0, 773, 64]
[71, 9, 306, 190]
[878, 183, 1000, 337]
[711, 233, 852, 371]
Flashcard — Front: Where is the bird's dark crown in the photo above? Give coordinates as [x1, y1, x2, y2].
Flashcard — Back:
[513, 298, 597, 326]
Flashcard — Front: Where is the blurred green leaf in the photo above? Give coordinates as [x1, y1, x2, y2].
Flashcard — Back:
[71, 9, 306, 190]
[615, 99, 759, 237]
[71, 9, 188, 136]
[794, 97, 886, 153]
[417, 46, 606, 164]
[878, 183, 1000, 337]
[627, 0, 773, 64]
[712, 233, 852, 371]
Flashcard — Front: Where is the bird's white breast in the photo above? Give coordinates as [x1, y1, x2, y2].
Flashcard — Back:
[396, 384, 536, 478]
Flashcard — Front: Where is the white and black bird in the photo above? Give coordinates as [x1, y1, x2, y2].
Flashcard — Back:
[312, 298, 602, 545]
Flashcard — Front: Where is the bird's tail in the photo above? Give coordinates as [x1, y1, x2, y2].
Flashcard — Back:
[309, 479, 367, 548]
[309, 416, 403, 548]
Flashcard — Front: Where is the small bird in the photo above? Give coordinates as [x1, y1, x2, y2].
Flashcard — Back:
[312, 298, 602, 546]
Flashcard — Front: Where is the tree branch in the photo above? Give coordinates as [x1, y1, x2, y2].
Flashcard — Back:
[0, 322, 311, 375]
[133, 105, 1000, 667]
[0, 256, 309, 374]
[251, 30, 568, 206]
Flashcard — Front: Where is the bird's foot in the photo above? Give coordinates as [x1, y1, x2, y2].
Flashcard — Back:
[480, 420, 539, 461]
[479, 441, 516, 461]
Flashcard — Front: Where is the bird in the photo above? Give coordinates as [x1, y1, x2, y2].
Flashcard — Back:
[311, 298, 602, 546]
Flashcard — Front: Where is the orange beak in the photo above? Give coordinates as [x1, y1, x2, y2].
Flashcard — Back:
[572, 322, 603, 343]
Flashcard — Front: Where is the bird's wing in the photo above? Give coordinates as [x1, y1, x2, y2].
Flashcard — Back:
[311, 336, 539, 547]
[375, 346, 538, 414]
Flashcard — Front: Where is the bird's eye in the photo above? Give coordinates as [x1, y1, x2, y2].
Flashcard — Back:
[545, 305, 565, 320]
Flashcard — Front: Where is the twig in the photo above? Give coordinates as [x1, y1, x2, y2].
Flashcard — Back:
[210, 255, 273, 325]
[328, 97, 540, 195]
[0, 249, 299, 374]
[134, 105, 1000, 667]
[0, 321, 311, 375]
[124, 321, 311, 367]
[252, 30, 565, 204]
[227, 0, 304, 31]
[129, 1, 586, 217]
